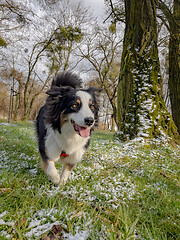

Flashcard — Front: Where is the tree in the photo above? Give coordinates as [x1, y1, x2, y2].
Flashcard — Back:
[0, 81, 9, 118]
[0, 0, 94, 121]
[117, 0, 178, 140]
[79, 25, 122, 127]
[22, 25, 83, 120]
[0, 0, 90, 120]
[0, 65, 25, 121]
[0, 0, 33, 46]
[22, 1, 89, 120]
[169, 0, 180, 134]
[46, 25, 82, 74]
[23, 33, 56, 120]
[158, 0, 180, 134]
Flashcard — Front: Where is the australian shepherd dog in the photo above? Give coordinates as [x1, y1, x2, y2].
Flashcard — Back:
[36, 72, 101, 186]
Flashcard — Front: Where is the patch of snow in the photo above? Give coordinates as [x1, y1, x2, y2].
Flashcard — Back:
[0, 219, 14, 226]
[25, 208, 63, 239]
[25, 221, 62, 238]
[0, 211, 14, 227]
[0, 230, 13, 239]
[0, 211, 8, 218]
[0, 123, 16, 126]
[64, 230, 89, 240]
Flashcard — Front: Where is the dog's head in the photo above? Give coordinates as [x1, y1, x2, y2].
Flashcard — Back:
[45, 85, 101, 138]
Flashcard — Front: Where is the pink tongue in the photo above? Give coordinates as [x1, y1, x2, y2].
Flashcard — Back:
[78, 127, 90, 138]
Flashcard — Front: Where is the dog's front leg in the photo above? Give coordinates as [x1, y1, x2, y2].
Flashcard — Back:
[46, 160, 60, 184]
[58, 163, 74, 186]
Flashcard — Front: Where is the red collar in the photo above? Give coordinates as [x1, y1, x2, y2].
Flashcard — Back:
[60, 151, 69, 157]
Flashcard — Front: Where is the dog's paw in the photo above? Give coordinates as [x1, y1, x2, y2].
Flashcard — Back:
[46, 163, 60, 184]
[57, 177, 67, 187]
[50, 173, 61, 184]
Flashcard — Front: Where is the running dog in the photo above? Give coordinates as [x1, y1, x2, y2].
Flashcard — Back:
[36, 72, 101, 185]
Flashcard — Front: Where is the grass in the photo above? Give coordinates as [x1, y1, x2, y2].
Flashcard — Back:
[0, 121, 180, 240]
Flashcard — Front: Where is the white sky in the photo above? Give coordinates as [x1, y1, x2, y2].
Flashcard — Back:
[81, 0, 106, 22]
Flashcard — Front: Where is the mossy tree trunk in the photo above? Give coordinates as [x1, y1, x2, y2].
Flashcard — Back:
[117, 0, 178, 140]
[169, 0, 180, 134]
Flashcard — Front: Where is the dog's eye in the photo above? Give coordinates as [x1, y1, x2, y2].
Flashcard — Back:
[72, 103, 77, 109]
[90, 104, 95, 110]
[71, 101, 80, 109]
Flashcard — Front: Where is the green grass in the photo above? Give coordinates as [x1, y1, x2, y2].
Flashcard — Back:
[0, 122, 180, 239]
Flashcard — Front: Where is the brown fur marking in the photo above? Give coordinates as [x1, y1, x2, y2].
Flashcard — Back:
[76, 99, 81, 104]
[60, 112, 69, 128]
[66, 163, 74, 171]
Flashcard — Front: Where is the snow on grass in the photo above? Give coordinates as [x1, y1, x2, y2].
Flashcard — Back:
[25, 208, 62, 239]
[64, 230, 88, 240]
[0, 123, 180, 239]
[0, 124, 39, 177]
[0, 122, 17, 127]
[0, 149, 38, 174]
[24, 209, 92, 239]
[61, 169, 137, 208]
[0, 211, 14, 226]
[0, 211, 14, 239]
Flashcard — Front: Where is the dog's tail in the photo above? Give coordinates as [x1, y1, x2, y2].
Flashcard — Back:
[51, 72, 82, 89]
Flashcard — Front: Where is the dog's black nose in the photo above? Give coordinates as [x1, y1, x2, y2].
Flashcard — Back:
[84, 117, 94, 126]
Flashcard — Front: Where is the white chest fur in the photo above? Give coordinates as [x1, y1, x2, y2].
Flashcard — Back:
[45, 123, 89, 162]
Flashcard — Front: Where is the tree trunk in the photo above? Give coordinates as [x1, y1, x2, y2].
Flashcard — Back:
[117, 0, 178, 140]
[111, 114, 115, 131]
[169, 0, 180, 134]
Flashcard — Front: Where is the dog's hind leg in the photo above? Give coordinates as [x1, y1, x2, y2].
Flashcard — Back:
[58, 164, 74, 186]
[41, 159, 60, 184]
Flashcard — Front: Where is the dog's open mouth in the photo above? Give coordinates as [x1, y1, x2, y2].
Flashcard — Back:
[71, 120, 90, 138]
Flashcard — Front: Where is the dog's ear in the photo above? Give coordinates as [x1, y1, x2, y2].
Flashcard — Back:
[87, 87, 103, 99]
[87, 87, 103, 94]
[46, 86, 72, 97]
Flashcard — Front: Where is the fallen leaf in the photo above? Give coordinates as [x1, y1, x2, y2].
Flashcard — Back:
[51, 224, 63, 235]
[41, 224, 63, 240]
